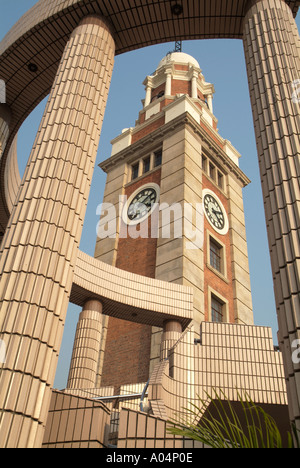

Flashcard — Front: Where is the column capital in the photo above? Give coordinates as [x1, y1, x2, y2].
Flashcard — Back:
[164, 65, 173, 78]
[71, 14, 115, 40]
[244, 0, 292, 15]
[163, 320, 183, 334]
[83, 299, 103, 313]
[144, 75, 154, 86]
[160, 320, 183, 361]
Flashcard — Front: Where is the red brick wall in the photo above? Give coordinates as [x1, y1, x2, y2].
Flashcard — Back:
[151, 78, 192, 98]
[203, 175, 235, 323]
[174, 64, 189, 72]
[101, 170, 161, 393]
[200, 120, 224, 149]
[172, 78, 191, 96]
[132, 116, 165, 144]
[151, 83, 165, 101]
[117, 170, 161, 278]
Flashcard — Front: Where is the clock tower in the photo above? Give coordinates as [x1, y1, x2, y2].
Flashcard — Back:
[94, 52, 253, 393]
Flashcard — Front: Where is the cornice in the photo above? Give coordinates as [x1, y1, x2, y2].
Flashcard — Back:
[99, 111, 251, 187]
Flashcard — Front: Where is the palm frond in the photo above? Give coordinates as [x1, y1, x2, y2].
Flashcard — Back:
[167, 389, 300, 448]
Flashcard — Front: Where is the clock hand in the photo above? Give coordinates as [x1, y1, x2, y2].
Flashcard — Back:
[209, 207, 218, 218]
[139, 194, 154, 207]
[128, 197, 152, 220]
[212, 208, 223, 217]
[128, 208, 138, 219]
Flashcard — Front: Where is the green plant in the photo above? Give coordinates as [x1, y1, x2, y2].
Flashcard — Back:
[168, 390, 300, 448]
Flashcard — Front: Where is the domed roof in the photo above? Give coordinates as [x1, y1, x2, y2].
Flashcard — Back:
[157, 52, 200, 70]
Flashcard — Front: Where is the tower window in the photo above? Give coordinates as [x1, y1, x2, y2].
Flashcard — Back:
[208, 234, 227, 278]
[217, 171, 224, 190]
[210, 238, 222, 273]
[211, 295, 224, 323]
[209, 162, 216, 181]
[154, 150, 162, 167]
[151, 90, 165, 102]
[143, 156, 150, 174]
[202, 155, 207, 173]
[131, 163, 139, 181]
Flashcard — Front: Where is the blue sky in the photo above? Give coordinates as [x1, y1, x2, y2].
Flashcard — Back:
[1, 1, 299, 389]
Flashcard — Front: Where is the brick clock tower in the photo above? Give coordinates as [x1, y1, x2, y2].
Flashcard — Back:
[95, 52, 254, 393]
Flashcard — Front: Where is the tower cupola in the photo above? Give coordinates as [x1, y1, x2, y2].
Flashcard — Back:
[142, 51, 215, 116]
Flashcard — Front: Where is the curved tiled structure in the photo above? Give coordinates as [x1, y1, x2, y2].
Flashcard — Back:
[0, 0, 299, 448]
[148, 323, 287, 422]
[116, 323, 289, 448]
[71, 250, 193, 329]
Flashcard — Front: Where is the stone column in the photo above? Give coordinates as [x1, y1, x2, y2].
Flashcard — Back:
[207, 94, 213, 114]
[165, 69, 172, 96]
[67, 300, 103, 390]
[0, 16, 115, 448]
[243, 0, 300, 429]
[160, 320, 182, 361]
[144, 78, 153, 107]
[191, 71, 198, 99]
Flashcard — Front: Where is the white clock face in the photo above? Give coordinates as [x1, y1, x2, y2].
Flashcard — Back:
[123, 183, 160, 225]
[203, 189, 228, 235]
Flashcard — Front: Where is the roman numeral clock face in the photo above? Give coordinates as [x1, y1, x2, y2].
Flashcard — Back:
[123, 183, 160, 225]
[128, 188, 157, 221]
[203, 189, 229, 235]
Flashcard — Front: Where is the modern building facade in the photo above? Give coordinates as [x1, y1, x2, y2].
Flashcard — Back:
[0, 0, 299, 449]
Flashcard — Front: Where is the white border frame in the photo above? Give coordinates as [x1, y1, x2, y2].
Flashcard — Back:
[122, 183, 160, 226]
[202, 188, 229, 235]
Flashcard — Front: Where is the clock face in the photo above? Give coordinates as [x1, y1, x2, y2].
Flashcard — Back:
[203, 189, 228, 235]
[123, 183, 160, 225]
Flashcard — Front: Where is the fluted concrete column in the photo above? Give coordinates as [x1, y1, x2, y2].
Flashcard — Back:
[67, 300, 103, 390]
[0, 16, 115, 448]
[160, 320, 182, 361]
[243, 0, 300, 429]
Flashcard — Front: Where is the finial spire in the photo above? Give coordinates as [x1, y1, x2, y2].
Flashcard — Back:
[175, 41, 182, 52]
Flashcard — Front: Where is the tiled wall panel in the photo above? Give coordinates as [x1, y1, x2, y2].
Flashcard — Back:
[118, 407, 206, 449]
[42, 390, 110, 448]
[148, 323, 287, 427]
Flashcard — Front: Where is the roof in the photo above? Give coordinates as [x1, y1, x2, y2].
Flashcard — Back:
[157, 52, 201, 70]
